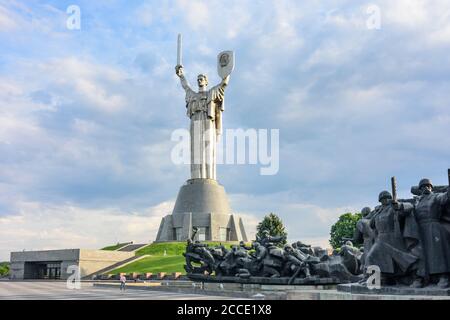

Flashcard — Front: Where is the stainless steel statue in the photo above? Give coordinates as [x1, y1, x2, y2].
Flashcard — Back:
[175, 34, 234, 180]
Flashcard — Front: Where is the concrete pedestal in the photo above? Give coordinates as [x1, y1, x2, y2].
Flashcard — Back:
[155, 179, 247, 242]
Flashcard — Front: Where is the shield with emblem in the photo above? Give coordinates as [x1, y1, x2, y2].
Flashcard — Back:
[217, 51, 235, 79]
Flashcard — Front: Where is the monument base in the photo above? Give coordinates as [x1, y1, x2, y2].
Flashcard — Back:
[187, 274, 345, 285]
[337, 283, 450, 296]
[155, 179, 247, 242]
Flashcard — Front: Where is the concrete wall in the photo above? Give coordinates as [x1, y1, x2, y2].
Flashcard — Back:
[211, 212, 235, 241]
[78, 249, 133, 278]
[10, 249, 80, 280]
[10, 249, 133, 280]
[11, 249, 80, 262]
[156, 215, 174, 241]
[172, 179, 232, 215]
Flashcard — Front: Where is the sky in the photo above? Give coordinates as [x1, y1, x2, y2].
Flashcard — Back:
[1, 0, 450, 261]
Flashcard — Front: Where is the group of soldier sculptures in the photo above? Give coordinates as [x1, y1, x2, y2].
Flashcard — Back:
[183, 228, 363, 283]
[351, 170, 450, 289]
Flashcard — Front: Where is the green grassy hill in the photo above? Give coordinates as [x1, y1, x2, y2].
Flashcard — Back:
[111, 256, 186, 274]
[107, 241, 243, 275]
[134, 241, 241, 256]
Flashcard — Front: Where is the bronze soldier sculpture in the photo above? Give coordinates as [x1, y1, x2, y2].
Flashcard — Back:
[364, 191, 421, 285]
[409, 176, 450, 288]
[353, 207, 375, 269]
[183, 228, 216, 274]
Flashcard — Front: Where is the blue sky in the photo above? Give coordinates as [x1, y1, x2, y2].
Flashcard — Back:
[1, 0, 450, 260]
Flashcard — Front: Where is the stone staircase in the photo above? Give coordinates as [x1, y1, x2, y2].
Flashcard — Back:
[117, 243, 149, 252]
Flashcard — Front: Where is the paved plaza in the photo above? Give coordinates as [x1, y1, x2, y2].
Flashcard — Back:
[0, 281, 237, 300]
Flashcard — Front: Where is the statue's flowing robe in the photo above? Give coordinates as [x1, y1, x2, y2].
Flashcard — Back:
[365, 204, 421, 275]
[414, 191, 450, 275]
[182, 78, 226, 180]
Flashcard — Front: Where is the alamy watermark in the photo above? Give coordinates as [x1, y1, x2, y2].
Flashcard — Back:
[366, 265, 381, 290]
[366, 4, 381, 30]
[171, 126, 279, 176]
[66, 5, 81, 30]
[66, 265, 81, 289]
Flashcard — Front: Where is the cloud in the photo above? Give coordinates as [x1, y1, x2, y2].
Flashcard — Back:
[34, 57, 128, 112]
[176, 0, 211, 31]
[0, 200, 174, 261]
[1, 0, 450, 261]
[0, 1, 69, 37]
[382, 0, 450, 46]
[0, 4, 17, 31]
[229, 191, 358, 249]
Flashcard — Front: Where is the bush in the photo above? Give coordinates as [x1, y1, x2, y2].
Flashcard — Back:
[0, 262, 10, 277]
[329, 212, 362, 249]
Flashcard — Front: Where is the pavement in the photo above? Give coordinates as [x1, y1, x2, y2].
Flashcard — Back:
[0, 281, 240, 300]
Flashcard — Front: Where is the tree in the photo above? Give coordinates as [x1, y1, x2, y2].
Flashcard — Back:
[256, 213, 288, 246]
[0, 262, 9, 277]
[329, 212, 362, 250]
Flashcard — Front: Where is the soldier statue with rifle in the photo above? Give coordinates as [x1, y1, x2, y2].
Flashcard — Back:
[364, 179, 422, 286]
[405, 170, 450, 288]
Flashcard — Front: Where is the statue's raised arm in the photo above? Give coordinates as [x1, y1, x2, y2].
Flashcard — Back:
[220, 74, 230, 86]
[175, 65, 193, 93]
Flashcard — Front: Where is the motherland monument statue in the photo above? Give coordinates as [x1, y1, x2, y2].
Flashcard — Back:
[155, 34, 247, 243]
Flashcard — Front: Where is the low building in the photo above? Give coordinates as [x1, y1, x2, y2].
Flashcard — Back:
[9, 249, 134, 280]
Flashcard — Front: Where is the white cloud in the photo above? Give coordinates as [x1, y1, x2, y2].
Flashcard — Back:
[382, 0, 450, 46]
[0, 1, 69, 37]
[134, 3, 153, 27]
[176, 0, 211, 30]
[0, 4, 17, 31]
[383, 0, 429, 29]
[303, 39, 360, 68]
[0, 200, 174, 261]
[1, 0, 450, 262]
[229, 192, 359, 249]
[35, 57, 128, 112]
[235, 213, 259, 241]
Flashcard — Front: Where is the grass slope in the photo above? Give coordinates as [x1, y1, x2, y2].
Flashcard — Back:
[135, 241, 241, 256]
[111, 256, 186, 274]
[108, 241, 243, 275]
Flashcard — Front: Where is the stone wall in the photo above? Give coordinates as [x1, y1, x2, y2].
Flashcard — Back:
[78, 249, 133, 278]
[9, 249, 134, 280]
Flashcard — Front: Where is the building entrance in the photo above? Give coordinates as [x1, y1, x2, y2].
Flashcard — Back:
[24, 262, 62, 279]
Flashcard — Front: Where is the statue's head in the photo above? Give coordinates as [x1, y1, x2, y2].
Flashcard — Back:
[361, 207, 371, 217]
[378, 190, 392, 205]
[345, 241, 353, 247]
[419, 178, 433, 195]
[197, 74, 208, 88]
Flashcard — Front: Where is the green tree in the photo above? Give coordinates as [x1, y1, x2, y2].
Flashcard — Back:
[329, 212, 362, 250]
[0, 262, 10, 277]
[256, 213, 288, 246]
